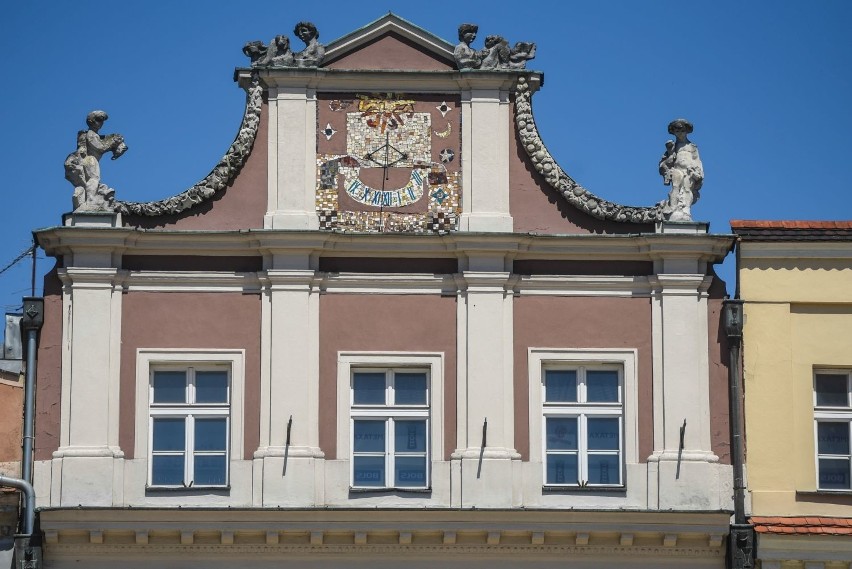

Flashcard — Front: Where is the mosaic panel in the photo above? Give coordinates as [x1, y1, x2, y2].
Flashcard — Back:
[316, 93, 461, 233]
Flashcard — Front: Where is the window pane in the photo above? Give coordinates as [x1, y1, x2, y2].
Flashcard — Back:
[395, 372, 427, 405]
[819, 458, 851, 490]
[394, 420, 426, 453]
[196, 371, 228, 403]
[152, 371, 186, 403]
[395, 456, 427, 487]
[816, 374, 849, 407]
[152, 418, 185, 451]
[587, 370, 619, 402]
[587, 418, 620, 450]
[151, 455, 184, 485]
[818, 422, 850, 455]
[588, 454, 621, 485]
[195, 418, 227, 451]
[194, 455, 227, 485]
[353, 456, 385, 486]
[546, 417, 577, 450]
[353, 372, 386, 405]
[353, 420, 386, 452]
[545, 370, 577, 402]
[546, 454, 577, 485]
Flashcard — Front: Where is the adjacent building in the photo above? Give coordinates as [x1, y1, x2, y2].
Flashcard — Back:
[29, 15, 736, 568]
[733, 220, 852, 568]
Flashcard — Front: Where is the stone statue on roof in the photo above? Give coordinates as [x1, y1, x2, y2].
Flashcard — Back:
[63, 110, 128, 212]
[659, 119, 703, 221]
[244, 21, 325, 68]
[453, 23, 536, 70]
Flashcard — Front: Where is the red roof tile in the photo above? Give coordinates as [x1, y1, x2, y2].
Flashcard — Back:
[731, 220, 852, 230]
[751, 516, 852, 535]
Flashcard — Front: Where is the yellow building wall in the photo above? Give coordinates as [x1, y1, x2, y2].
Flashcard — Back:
[741, 258, 852, 516]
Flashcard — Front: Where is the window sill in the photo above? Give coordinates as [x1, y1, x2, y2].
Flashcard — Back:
[797, 490, 852, 496]
[542, 485, 626, 494]
[349, 487, 432, 495]
[146, 485, 231, 493]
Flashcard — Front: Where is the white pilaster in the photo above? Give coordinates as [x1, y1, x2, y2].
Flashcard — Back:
[458, 85, 513, 233]
[452, 270, 520, 507]
[254, 267, 323, 507]
[264, 86, 320, 230]
[54, 267, 125, 507]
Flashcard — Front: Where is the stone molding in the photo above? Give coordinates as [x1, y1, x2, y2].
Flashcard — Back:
[114, 76, 263, 217]
[514, 76, 664, 223]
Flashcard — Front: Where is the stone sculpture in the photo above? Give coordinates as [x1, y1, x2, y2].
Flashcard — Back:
[244, 21, 324, 68]
[453, 23, 536, 70]
[63, 111, 128, 212]
[658, 119, 703, 221]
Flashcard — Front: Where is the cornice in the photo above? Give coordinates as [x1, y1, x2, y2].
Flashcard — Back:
[39, 509, 729, 559]
[35, 229, 735, 265]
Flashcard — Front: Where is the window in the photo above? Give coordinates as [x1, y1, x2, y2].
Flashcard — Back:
[542, 365, 624, 487]
[350, 368, 430, 489]
[148, 365, 230, 487]
[814, 370, 852, 491]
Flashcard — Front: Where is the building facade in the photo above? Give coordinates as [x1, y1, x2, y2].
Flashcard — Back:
[30, 15, 735, 568]
[733, 220, 852, 568]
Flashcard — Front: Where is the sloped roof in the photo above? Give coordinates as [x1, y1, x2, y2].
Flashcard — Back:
[324, 12, 455, 64]
[731, 220, 852, 240]
[751, 516, 852, 535]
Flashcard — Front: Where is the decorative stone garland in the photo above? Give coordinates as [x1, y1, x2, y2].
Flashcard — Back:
[514, 76, 663, 223]
[115, 76, 263, 217]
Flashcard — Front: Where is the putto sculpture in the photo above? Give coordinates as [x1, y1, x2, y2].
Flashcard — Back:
[63, 110, 128, 212]
[658, 119, 704, 221]
[453, 23, 536, 70]
[243, 21, 325, 68]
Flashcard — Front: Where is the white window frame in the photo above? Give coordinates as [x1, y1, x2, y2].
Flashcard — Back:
[529, 348, 638, 489]
[337, 352, 444, 491]
[813, 369, 852, 491]
[135, 349, 245, 489]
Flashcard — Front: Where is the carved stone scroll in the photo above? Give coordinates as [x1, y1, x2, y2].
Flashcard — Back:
[114, 76, 263, 217]
[513, 76, 663, 223]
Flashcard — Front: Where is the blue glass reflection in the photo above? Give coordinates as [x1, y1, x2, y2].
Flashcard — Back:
[394, 420, 426, 452]
[818, 422, 850, 455]
[545, 370, 577, 402]
[153, 418, 185, 451]
[353, 420, 385, 452]
[546, 417, 577, 450]
[152, 371, 186, 403]
[196, 371, 228, 403]
[194, 455, 227, 485]
[195, 418, 227, 451]
[395, 457, 426, 486]
[816, 375, 848, 407]
[395, 373, 427, 405]
[586, 370, 619, 402]
[353, 373, 386, 405]
[353, 456, 385, 486]
[588, 454, 620, 485]
[151, 455, 184, 485]
[587, 418, 620, 450]
[546, 454, 577, 485]
[819, 458, 851, 490]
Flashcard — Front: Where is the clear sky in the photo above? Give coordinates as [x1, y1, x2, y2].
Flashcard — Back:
[1, 1, 851, 316]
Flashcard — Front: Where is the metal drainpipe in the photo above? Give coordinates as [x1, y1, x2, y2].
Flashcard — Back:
[0, 476, 34, 535]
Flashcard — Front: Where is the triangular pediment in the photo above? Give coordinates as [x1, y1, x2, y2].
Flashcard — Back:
[324, 13, 455, 71]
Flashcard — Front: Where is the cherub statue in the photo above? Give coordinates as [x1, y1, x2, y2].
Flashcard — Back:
[659, 119, 703, 221]
[63, 111, 128, 212]
[242, 40, 267, 65]
[293, 21, 325, 67]
[480, 35, 510, 69]
[453, 23, 481, 69]
[508, 41, 536, 69]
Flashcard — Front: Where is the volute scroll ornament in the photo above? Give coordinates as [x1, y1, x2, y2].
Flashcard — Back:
[513, 76, 664, 223]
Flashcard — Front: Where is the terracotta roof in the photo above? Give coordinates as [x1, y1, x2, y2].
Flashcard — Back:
[730, 220, 852, 241]
[750, 516, 852, 535]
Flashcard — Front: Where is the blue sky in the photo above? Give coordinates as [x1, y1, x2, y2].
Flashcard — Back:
[1, 1, 851, 315]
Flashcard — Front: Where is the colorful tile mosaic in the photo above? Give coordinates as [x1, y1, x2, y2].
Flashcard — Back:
[316, 93, 461, 233]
